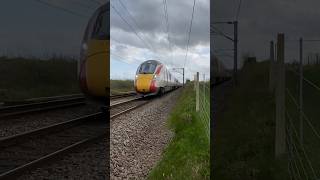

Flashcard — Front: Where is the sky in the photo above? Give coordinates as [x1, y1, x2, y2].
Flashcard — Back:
[110, 0, 210, 82]
[0, 0, 104, 59]
[213, 0, 320, 69]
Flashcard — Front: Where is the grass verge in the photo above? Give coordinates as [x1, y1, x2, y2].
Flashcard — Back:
[110, 79, 134, 94]
[286, 64, 320, 177]
[0, 56, 80, 101]
[148, 84, 210, 180]
[213, 61, 288, 179]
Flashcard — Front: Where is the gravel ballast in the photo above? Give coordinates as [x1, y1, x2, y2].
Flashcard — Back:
[111, 89, 181, 179]
[0, 100, 102, 138]
[17, 137, 108, 180]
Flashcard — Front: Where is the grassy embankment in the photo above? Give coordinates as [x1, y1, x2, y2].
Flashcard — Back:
[110, 79, 134, 94]
[148, 83, 210, 180]
[213, 61, 288, 179]
[286, 64, 320, 177]
[0, 56, 80, 102]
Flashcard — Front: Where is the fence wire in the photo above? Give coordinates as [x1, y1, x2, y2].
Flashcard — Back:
[197, 79, 210, 141]
[284, 64, 320, 179]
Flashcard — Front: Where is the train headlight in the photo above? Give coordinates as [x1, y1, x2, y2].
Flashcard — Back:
[82, 43, 88, 51]
[80, 43, 88, 63]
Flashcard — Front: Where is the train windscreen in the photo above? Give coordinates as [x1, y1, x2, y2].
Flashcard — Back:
[138, 62, 157, 74]
[92, 8, 108, 40]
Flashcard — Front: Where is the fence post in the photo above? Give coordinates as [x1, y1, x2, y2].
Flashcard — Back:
[203, 74, 205, 102]
[194, 74, 196, 90]
[299, 38, 303, 145]
[196, 72, 199, 112]
[269, 41, 275, 92]
[275, 33, 286, 157]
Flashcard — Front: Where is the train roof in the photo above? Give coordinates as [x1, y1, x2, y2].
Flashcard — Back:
[141, 60, 162, 65]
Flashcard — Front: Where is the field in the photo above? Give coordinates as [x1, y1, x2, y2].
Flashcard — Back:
[0, 56, 80, 102]
[110, 79, 134, 94]
[213, 61, 287, 179]
[286, 64, 320, 178]
[148, 84, 210, 179]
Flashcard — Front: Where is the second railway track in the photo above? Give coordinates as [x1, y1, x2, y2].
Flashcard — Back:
[0, 94, 86, 119]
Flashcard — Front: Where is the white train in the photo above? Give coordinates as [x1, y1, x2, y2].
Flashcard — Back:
[134, 60, 181, 95]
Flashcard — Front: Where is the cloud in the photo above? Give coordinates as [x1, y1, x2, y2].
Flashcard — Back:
[213, 0, 320, 68]
[111, 0, 210, 81]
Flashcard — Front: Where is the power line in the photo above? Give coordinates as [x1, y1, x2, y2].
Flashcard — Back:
[117, 0, 157, 56]
[212, 26, 234, 41]
[162, 0, 173, 63]
[236, 0, 242, 20]
[183, 0, 197, 69]
[111, 53, 141, 65]
[111, 3, 157, 54]
[35, 0, 90, 18]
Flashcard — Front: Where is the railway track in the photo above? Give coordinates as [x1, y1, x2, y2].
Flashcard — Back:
[0, 95, 86, 119]
[110, 92, 136, 100]
[110, 96, 151, 119]
[109, 90, 178, 119]
[0, 112, 106, 179]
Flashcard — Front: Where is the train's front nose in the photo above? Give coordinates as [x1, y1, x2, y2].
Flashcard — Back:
[80, 39, 109, 97]
[135, 74, 154, 93]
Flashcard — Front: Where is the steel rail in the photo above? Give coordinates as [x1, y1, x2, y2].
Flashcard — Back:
[0, 134, 105, 180]
[0, 112, 103, 148]
[110, 92, 137, 100]
[0, 112, 106, 179]
[0, 97, 86, 118]
[110, 96, 145, 107]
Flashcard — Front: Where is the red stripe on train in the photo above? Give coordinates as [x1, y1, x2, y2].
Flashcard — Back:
[155, 65, 163, 75]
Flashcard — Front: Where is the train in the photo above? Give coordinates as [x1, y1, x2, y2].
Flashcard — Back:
[134, 60, 181, 95]
[78, 2, 109, 99]
[212, 56, 231, 84]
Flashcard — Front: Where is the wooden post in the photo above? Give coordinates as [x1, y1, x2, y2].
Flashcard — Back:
[203, 74, 205, 102]
[194, 74, 196, 90]
[183, 68, 185, 87]
[233, 21, 238, 86]
[196, 72, 199, 112]
[269, 41, 275, 92]
[299, 38, 303, 145]
[275, 33, 286, 157]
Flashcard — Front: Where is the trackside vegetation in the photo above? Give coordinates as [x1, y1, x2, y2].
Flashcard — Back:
[148, 84, 210, 180]
[213, 61, 287, 179]
[0, 56, 80, 102]
[110, 79, 134, 94]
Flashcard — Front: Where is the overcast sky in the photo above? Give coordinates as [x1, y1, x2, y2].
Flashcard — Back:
[110, 0, 210, 82]
[0, 0, 104, 58]
[213, 0, 320, 69]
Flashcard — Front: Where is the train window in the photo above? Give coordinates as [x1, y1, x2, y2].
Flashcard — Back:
[138, 63, 157, 74]
[92, 9, 108, 40]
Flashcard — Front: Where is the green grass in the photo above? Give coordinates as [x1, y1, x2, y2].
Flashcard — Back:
[199, 82, 210, 140]
[110, 79, 134, 94]
[213, 61, 288, 180]
[0, 56, 80, 101]
[286, 64, 320, 177]
[148, 84, 210, 180]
